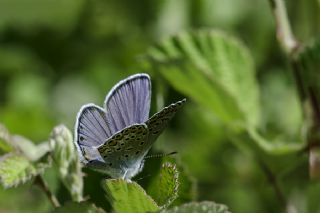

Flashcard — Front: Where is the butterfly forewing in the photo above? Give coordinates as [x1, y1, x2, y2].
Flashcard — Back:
[145, 99, 186, 146]
[104, 74, 151, 134]
[97, 124, 149, 166]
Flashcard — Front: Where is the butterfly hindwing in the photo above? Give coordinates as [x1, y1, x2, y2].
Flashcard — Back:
[104, 74, 151, 134]
[97, 124, 149, 166]
[75, 104, 112, 146]
[145, 99, 186, 146]
[74, 104, 112, 162]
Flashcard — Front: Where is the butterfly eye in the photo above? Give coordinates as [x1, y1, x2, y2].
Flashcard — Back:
[79, 136, 84, 141]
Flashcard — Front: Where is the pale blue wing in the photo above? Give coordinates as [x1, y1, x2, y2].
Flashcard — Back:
[104, 74, 151, 134]
[145, 99, 186, 147]
[74, 104, 112, 162]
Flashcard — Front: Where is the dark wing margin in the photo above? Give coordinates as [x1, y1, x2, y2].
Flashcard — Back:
[145, 99, 186, 147]
[74, 104, 112, 150]
[103, 73, 151, 134]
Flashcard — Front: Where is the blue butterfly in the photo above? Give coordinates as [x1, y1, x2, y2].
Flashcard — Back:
[74, 73, 186, 180]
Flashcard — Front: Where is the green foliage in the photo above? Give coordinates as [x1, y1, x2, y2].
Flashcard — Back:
[159, 157, 197, 206]
[49, 125, 83, 202]
[103, 179, 159, 213]
[0, 0, 319, 212]
[247, 128, 304, 155]
[0, 0, 85, 33]
[0, 124, 51, 188]
[145, 29, 306, 156]
[0, 124, 14, 154]
[0, 139, 12, 155]
[148, 162, 179, 208]
[298, 39, 320, 100]
[145, 30, 260, 129]
[55, 202, 105, 213]
[0, 153, 50, 188]
[162, 201, 231, 213]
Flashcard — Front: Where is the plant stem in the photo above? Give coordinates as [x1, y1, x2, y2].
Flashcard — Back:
[259, 160, 287, 209]
[34, 175, 61, 208]
[268, 0, 299, 55]
[267, 1, 304, 212]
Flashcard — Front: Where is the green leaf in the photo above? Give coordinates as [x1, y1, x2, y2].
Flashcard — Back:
[146, 30, 260, 129]
[0, 140, 12, 155]
[247, 128, 304, 155]
[49, 125, 83, 202]
[165, 158, 197, 206]
[55, 202, 105, 213]
[0, 124, 13, 155]
[162, 201, 231, 213]
[0, 123, 51, 161]
[148, 162, 179, 208]
[0, 153, 51, 188]
[103, 179, 159, 213]
[10, 135, 50, 161]
[149, 156, 197, 206]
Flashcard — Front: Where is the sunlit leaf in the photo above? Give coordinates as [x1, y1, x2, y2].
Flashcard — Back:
[162, 201, 231, 213]
[55, 202, 105, 213]
[103, 179, 159, 213]
[0, 153, 51, 188]
[146, 30, 260, 129]
[148, 162, 179, 208]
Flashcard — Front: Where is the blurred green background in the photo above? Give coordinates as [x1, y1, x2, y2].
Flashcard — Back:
[0, 0, 319, 212]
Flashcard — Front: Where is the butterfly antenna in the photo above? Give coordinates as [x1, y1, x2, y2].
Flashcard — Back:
[135, 174, 152, 182]
[144, 151, 178, 159]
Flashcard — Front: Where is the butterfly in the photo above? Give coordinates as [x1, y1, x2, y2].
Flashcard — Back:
[74, 73, 186, 180]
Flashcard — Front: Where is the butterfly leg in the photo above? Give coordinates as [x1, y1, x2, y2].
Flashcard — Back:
[122, 170, 128, 180]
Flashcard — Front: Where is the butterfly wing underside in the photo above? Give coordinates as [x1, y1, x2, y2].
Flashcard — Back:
[97, 124, 149, 167]
[145, 99, 186, 148]
[104, 74, 151, 134]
